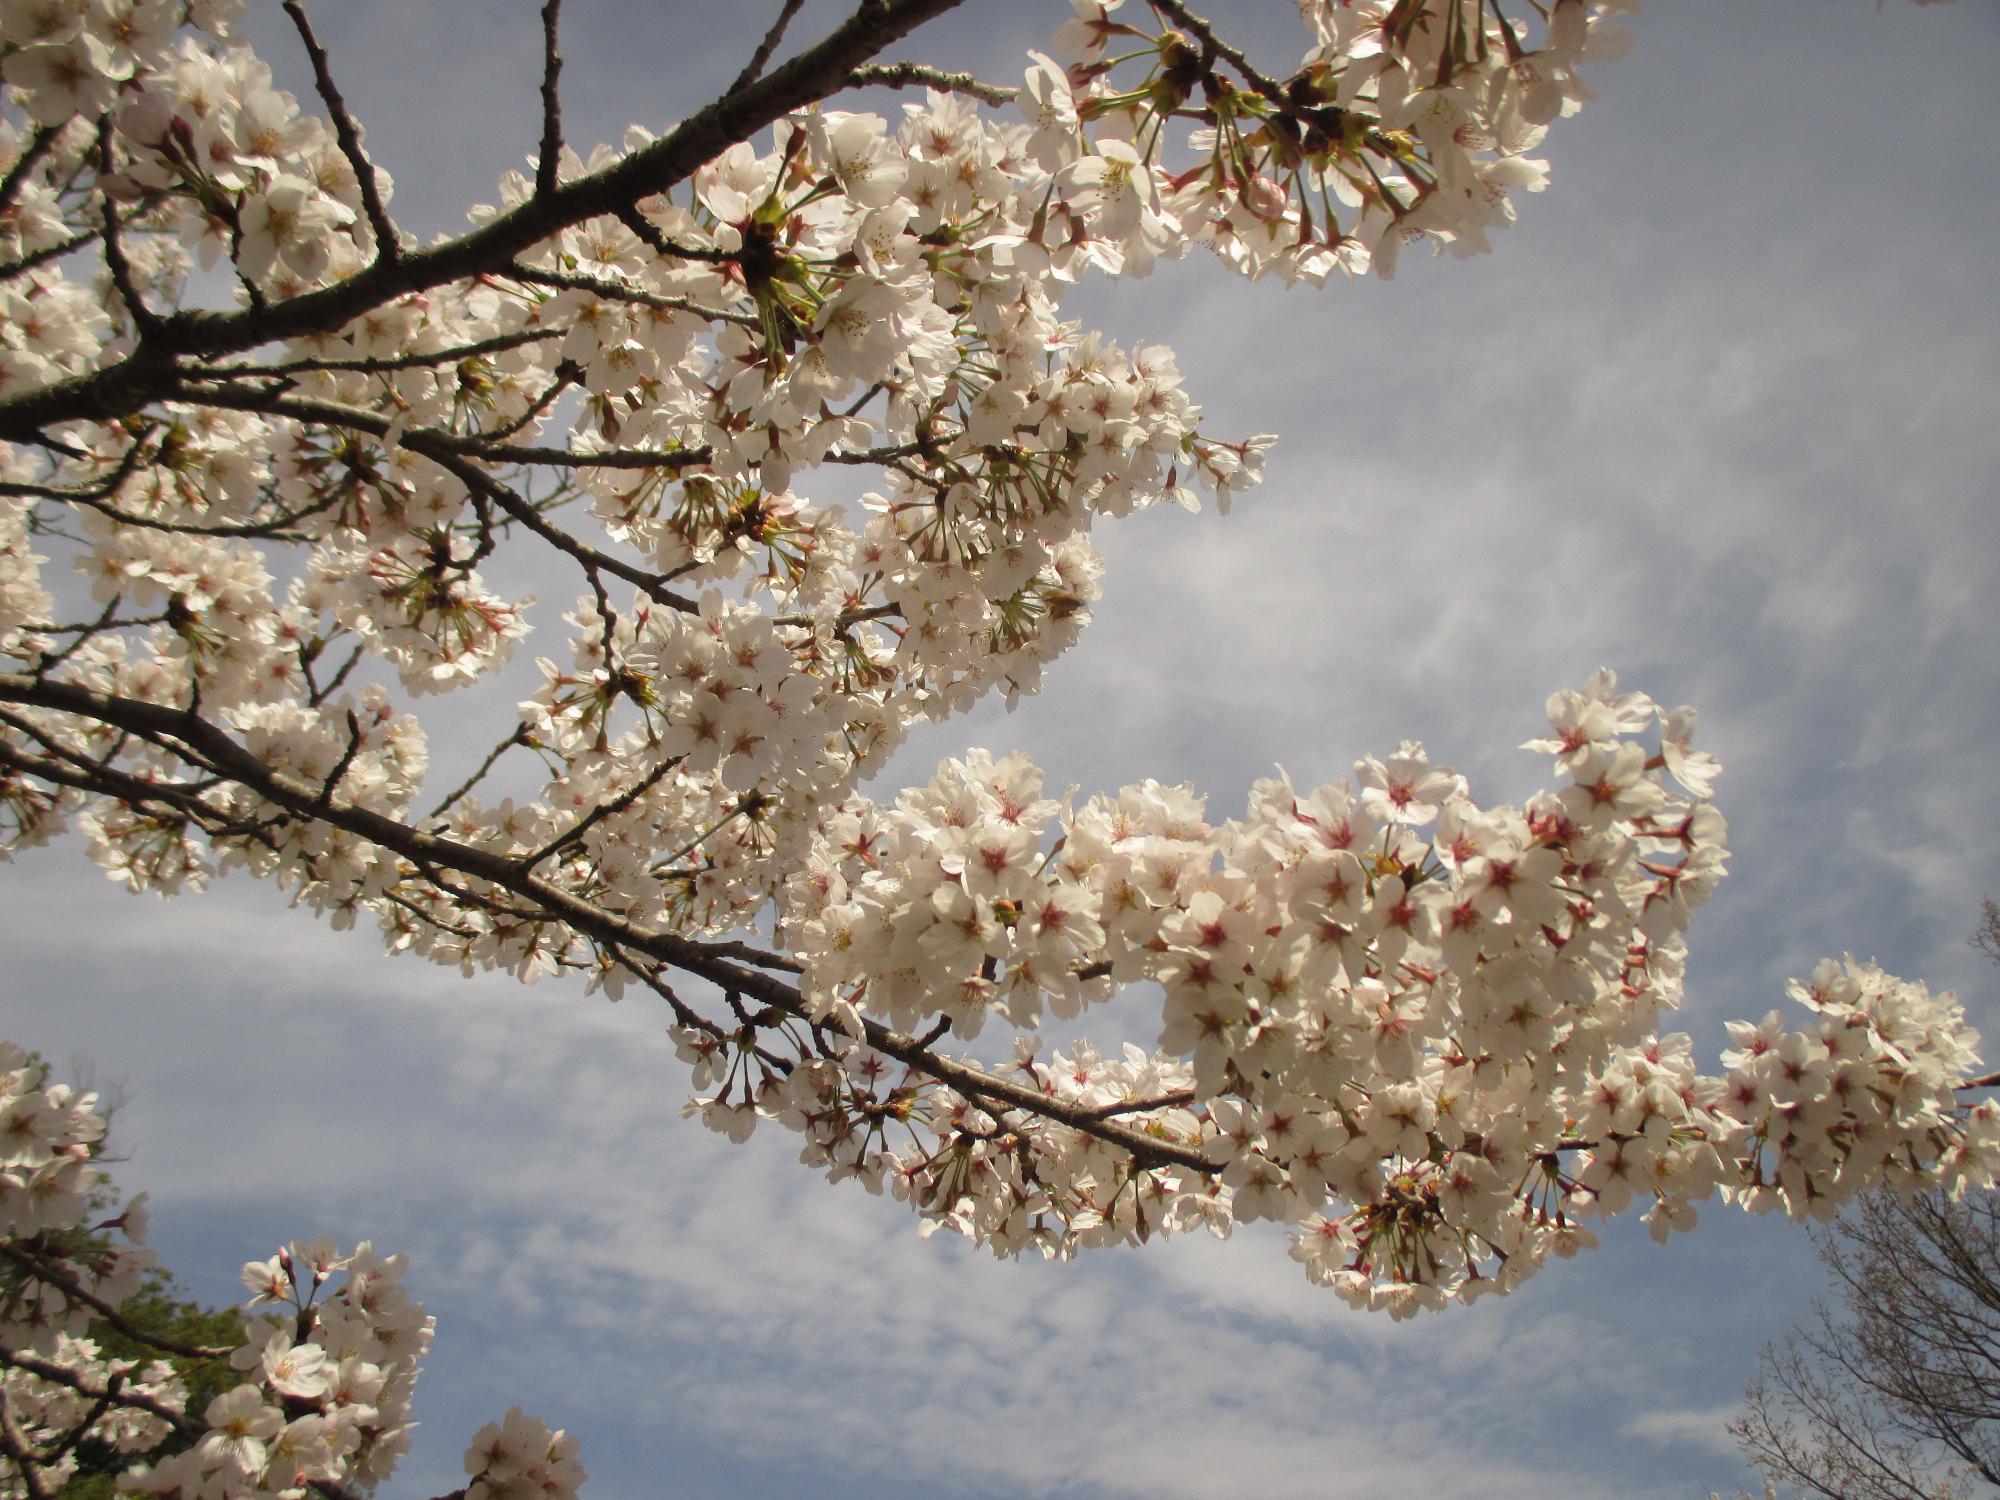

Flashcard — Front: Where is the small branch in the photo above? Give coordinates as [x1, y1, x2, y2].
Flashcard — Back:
[0, 1244, 234, 1362]
[425, 724, 531, 821]
[505, 262, 757, 328]
[96, 124, 162, 339]
[0, 227, 104, 283]
[171, 380, 707, 608]
[611, 210, 738, 263]
[731, 0, 808, 96]
[183, 379, 717, 477]
[518, 753, 682, 872]
[0, 1346, 198, 1434]
[1144, 0, 1291, 109]
[473, 363, 575, 443]
[0, 423, 151, 502]
[824, 440, 925, 466]
[26, 609, 170, 635]
[773, 600, 901, 630]
[430, 449, 700, 611]
[0, 1390, 52, 1500]
[310, 709, 365, 813]
[0, 739, 259, 850]
[16, 1382, 116, 1470]
[0, 123, 61, 221]
[192, 325, 561, 380]
[536, 0, 566, 198]
[282, 0, 402, 263]
[845, 62, 1016, 106]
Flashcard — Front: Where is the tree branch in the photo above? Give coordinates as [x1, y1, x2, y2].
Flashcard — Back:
[0, 1244, 235, 1363]
[281, 0, 402, 263]
[537, 0, 567, 199]
[0, 673, 1216, 1177]
[845, 62, 1016, 105]
[732, 0, 808, 96]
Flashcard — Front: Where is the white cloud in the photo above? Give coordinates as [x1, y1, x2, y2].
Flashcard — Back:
[1625, 1403, 1748, 1461]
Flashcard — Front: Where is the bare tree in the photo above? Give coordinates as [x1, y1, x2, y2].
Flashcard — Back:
[1735, 909, 2000, 1500]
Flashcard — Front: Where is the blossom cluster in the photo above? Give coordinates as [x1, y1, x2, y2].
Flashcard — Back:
[769, 674, 2000, 1309]
[0, 1045, 581, 1499]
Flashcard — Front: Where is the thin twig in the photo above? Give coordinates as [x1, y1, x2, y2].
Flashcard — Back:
[0, 123, 61, 221]
[519, 753, 682, 872]
[0, 1244, 235, 1362]
[505, 262, 757, 328]
[425, 727, 532, 821]
[281, 0, 402, 262]
[95, 123, 161, 338]
[193, 325, 560, 380]
[731, 0, 808, 96]
[536, 0, 566, 198]
[0, 227, 103, 283]
[846, 62, 1016, 106]
[177, 382, 717, 478]
[309, 709, 365, 813]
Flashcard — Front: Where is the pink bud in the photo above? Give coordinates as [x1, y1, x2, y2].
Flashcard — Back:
[1240, 174, 1289, 222]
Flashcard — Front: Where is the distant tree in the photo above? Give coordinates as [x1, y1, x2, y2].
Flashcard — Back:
[1733, 1191, 2000, 1500]
[1733, 906, 2000, 1500]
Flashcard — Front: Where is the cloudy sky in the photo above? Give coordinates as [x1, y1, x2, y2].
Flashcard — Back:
[7, 1, 2000, 1496]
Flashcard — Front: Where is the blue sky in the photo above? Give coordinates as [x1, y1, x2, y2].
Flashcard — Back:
[6, 2, 1999, 1496]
